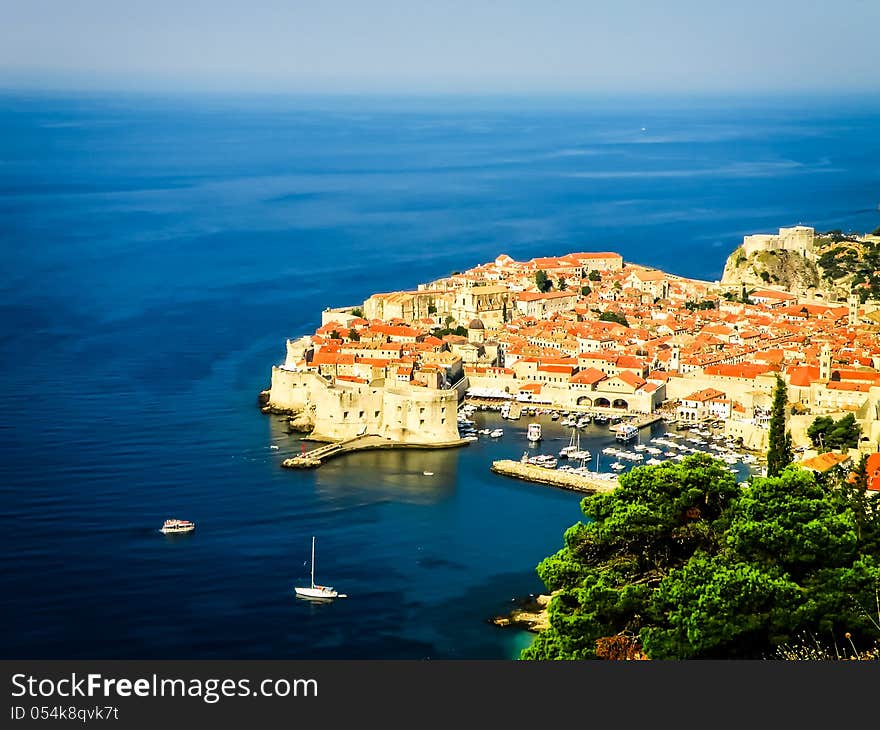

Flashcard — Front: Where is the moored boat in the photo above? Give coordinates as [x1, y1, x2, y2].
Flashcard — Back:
[527, 423, 542, 442]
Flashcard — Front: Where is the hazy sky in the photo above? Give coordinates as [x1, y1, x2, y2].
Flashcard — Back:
[1, 0, 877, 94]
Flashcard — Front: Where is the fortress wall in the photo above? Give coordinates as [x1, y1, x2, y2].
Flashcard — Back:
[268, 367, 315, 411]
[466, 373, 518, 392]
[379, 387, 460, 443]
[740, 227, 815, 259]
[288, 377, 461, 444]
[723, 421, 767, 451]
[284, 337, 313, 368]
[664, 374, 775, 404]
[309, 382, 386, 441]
[741, 234, 778, 257]
[321, 307, 359, 327]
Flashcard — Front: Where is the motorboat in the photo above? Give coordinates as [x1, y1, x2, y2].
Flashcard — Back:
[615, 424, 639, 442]
[490, 428, 504, 438]
[527, 423, 542, 442]
[159, 519, 195, 534]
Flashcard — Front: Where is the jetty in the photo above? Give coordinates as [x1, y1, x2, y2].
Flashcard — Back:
[611, 413, 664, 431]
[282, 434, 469, 468]
[490, 459, 617, 494]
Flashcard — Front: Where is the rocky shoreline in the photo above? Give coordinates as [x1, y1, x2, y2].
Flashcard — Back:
[490, 593, 554, 632]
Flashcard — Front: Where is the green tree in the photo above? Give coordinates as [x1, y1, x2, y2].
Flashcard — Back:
[808, 416, 835, 450]
[535, 270, 552, 293]
[642, 555, 800, 659]
[581, 285, 592, 296]
[588, 270, 601, 281]
[808, 414, 861, 451]
[598, 311, 629, 327]
[827, 414, 861, 450]
[350, 307, 364, 318]
[557, 276, 567, 291]
[522, 457, 880, 660]
[767, 375, 793, 477]
[348, 328, 360, 342]
[427, 304, 437, 315]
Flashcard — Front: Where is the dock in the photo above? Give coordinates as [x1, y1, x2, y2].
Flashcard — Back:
[611, 413, 664, 431]
[282, 434, 469, 468]
[490, 459, 618, 494]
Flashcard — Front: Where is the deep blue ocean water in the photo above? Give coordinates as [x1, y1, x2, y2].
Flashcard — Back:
[1, 91, 878, 659]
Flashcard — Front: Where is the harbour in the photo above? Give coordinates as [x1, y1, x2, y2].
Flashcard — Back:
[2, 91, 875, 661]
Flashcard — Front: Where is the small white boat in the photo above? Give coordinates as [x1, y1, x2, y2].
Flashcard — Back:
[615, 424, 638, 442]
[160, 518, 195, 534]
[270, 445, 279, 450]
[295, 536, 346, 600]
[423, 471, 434, 476]
[611, 462, 626, 471]
[527, 423, 542, 442]
[490, 428, 504, 438]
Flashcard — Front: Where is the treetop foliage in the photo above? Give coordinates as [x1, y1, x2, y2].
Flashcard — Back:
[522, 454, 880, 660]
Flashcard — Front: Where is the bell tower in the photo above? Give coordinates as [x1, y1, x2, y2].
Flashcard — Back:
[848, 292, 860, 327]
[819, 344, 832, 382]
[669, 344, 681, 372]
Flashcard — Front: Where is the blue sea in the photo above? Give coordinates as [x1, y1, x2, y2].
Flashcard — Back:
[1, 91, 878, 659]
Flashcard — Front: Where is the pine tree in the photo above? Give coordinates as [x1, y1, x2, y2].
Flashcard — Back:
[767, 375, 793, 476]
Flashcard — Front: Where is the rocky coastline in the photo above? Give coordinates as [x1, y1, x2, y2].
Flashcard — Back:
[490, 592, 554, 632]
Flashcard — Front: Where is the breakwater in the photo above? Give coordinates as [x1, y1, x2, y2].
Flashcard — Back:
[282, 434, 470, 468]
[490, 459, 618, 494]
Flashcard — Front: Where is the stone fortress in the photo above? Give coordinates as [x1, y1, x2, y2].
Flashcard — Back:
[739, 225, 816, 259]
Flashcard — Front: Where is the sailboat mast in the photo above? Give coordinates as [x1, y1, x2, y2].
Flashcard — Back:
[311, 536, 316, 588]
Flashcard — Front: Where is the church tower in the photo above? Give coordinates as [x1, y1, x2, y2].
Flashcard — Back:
[848, 292, 860, 327]
[819, 344, 832, 382]
[669, 344, 681, 372]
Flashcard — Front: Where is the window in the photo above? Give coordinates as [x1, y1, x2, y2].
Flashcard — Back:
[359, 411, 364, 418]
[374, 410, 380, 418]
[343, 411, 349, 419]
[419, 419, 425, 426]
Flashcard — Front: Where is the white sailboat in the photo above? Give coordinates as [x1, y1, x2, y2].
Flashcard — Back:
[295, 536, 346, 600]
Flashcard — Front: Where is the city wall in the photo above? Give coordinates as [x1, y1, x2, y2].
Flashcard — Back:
[268, 367, 460, 443]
